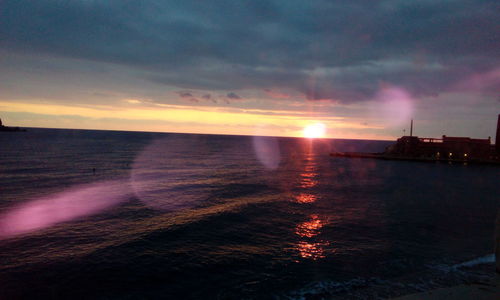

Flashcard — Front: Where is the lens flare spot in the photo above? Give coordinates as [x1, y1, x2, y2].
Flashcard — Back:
[252, 136, 281, 170]
[375, 86, 414, 126]
[130, 137, 214, 211]
[0, 180, 130, 239]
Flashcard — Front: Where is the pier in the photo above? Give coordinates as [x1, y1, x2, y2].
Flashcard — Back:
[330, 115, 500, 165]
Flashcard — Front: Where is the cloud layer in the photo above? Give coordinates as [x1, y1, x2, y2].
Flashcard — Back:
[1, 0, 499, 103]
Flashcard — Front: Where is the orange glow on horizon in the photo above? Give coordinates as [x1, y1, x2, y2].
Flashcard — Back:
[0, 100, 393, 140]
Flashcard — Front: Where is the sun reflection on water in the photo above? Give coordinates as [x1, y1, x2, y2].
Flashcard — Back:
[294, 214, 329, 260]
[299, 157, 318, 189]
[295, 214, 323, 238]
[295, 193, 317, 204]
[296, 241, 329, 260]
[300, 177, 317, 188]
[292, 148, 331, 260]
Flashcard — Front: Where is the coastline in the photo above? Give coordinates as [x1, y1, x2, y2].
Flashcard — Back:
[391, 275, 499, 300]
[329, 152, 500, 165]
[392, 210, 500, 299]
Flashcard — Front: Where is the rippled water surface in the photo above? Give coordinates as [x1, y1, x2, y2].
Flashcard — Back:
[0, 128, 498, 299]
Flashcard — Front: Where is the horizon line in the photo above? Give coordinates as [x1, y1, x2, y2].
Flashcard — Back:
[14, 126, 397, 142]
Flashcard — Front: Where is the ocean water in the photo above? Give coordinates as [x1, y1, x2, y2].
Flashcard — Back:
[0, 128, 498, 299]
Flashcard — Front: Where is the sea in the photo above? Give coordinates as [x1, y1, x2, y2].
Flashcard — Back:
[0, 128, 498, 299]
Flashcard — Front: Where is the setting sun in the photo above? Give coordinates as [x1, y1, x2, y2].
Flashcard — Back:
[303, 123, 326, 138]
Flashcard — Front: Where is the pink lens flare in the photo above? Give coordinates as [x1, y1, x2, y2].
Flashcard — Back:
[130, 137, 214, 211]
[252, 135, 281, 170]
[456, 67, 500, 94]
[0, 180, 131, 239]
[375, 86, 414, 126]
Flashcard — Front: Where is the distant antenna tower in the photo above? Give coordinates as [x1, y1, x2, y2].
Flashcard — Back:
[410, 119, 413, 137]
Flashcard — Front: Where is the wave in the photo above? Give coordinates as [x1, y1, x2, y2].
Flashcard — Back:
[451, 254, 495, 269]
[282, 255, 496, 299]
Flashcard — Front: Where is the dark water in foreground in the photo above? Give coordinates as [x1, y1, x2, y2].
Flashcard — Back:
[0, 128, 498, 299]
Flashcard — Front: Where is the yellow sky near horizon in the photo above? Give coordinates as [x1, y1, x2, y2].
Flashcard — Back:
[0, 100, 393, 140]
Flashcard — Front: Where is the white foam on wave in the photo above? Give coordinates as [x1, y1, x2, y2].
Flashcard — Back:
[282, 254, 497, 300]
[428, 254, 495, 273]
[282, 277, 376, 300]
[452, 254, 495, 269]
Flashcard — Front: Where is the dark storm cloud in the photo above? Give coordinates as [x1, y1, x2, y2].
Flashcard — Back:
[202, 94, 217, 103]
[226, 92, 241, 100]
[177, 92, 193, 98]
[1, 0, 499, 102]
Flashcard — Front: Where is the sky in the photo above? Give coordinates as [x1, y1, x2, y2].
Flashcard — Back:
[0, 0, 499, 140]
